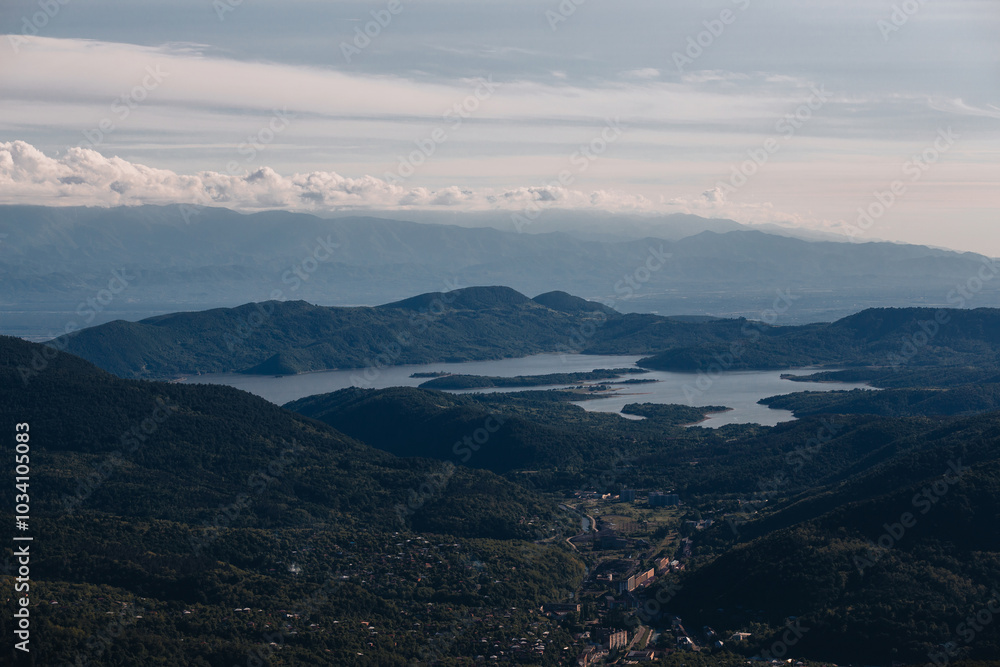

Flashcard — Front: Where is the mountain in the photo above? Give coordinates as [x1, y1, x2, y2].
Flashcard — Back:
[8, 328, 1000, 664]
[47, 289, 1000, 381]
[46, 287, 619, 378]
[329, 208, 865, 244]
[671, 410, 1000, 663]
[381, 285, 532, 311]
[531, 290, 619, 315]
[281, 375, 1000, 663]
[760, 384, 1000, 418]
[3, 204, 998, 340]
[636, 307, 1000, 372]
[0, 335, 584, 665]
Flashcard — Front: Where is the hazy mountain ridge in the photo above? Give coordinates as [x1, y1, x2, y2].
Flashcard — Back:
[3, 205, 998, 338]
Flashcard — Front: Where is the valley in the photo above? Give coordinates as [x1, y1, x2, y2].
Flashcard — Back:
[6, 289, 1000, 665]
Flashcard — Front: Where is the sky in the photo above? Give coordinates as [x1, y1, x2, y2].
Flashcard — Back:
[1, 0, 998, 254]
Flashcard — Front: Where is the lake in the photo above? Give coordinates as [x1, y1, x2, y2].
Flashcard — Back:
[179, 353, 873, 428]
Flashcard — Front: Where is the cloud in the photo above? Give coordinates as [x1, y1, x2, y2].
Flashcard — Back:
[0, 140, 656, 213]
[621, 68, 661, 80]
[661, 184, 840, 231]
[928, 97, 1000, 120]
[0, 36, 822, 141]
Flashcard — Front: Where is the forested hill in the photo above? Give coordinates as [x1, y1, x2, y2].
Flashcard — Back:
[636, 307, 1000, 371]
[0, 335, 584, 664]
[671, 409, 1000, 663]
[2, 334, 556, 533]
[48, 286, 1000, 380]
[48, 287, 614, 379]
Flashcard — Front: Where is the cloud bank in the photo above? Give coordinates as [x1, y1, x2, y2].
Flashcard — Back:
[0, 140, 661, 213]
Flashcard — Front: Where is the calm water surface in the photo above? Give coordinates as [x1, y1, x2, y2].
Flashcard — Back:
[180, 353, 872, 428]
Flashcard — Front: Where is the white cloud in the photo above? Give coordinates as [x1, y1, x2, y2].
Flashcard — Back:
[0, 140, 656, 213]
[621, 68, 660, 80]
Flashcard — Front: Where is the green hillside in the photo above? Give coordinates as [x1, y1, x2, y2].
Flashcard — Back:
[0, 336, 584, 665]
[46, 289, 1000, 382]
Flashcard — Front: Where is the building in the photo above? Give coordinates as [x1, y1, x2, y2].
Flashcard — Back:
[617, 567, 655, 593]
[620, 487, 636, 502]
[648, 491, 680, 507]
[542, 602, 581, 617]
[626, 649, 657, 662]
[598, 628, 629, 650]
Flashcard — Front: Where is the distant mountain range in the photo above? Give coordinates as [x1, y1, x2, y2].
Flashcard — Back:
[46, 285, 1000, 381]
[3, 204, 998, 339]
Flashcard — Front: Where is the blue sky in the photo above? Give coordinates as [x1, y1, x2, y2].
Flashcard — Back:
[1, 0, 998, 253]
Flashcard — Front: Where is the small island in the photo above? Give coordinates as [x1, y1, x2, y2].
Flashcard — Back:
[621, 402, 731, 426]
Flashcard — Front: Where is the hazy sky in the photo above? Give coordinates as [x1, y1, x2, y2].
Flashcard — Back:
[1, 0, 998, 253]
